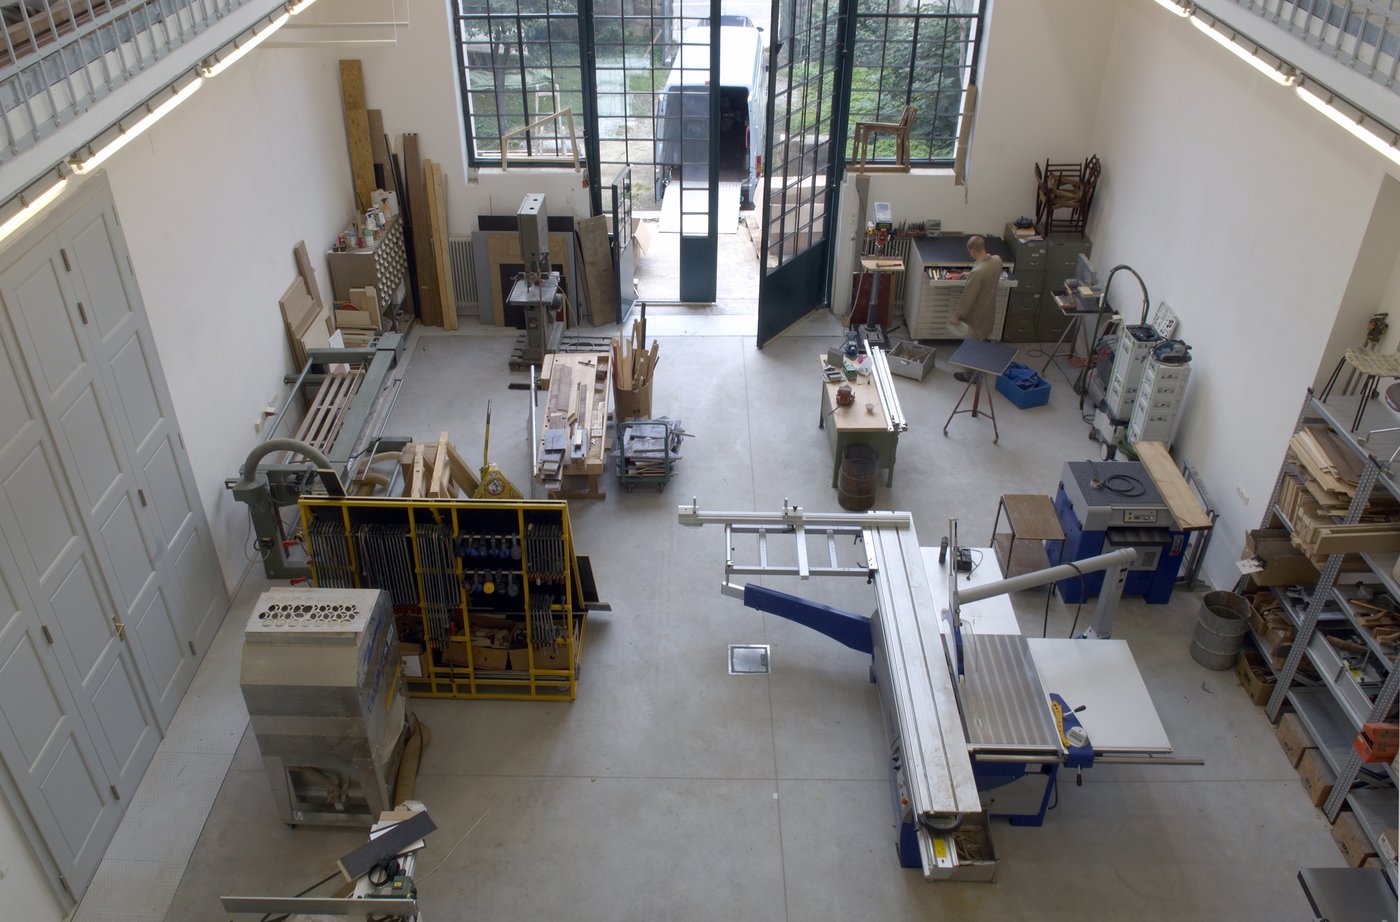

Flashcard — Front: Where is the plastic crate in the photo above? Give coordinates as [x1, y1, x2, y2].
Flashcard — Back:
[887, 341, 935, 380]
[995, 368, 1051, 409]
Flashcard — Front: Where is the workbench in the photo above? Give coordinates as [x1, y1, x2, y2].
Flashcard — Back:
[536, 352, 612, 499]
[818, 356, 900, 487]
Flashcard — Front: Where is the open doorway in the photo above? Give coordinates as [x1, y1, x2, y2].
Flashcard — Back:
[592, 8, 767, 310]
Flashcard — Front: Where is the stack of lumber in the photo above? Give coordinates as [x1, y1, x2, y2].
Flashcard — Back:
[1284, 426, 1400, 560]
[395, 433, 481, 499]
[338, 59, 455, 329]
[612, 326, 658, 421]
[536, 353, 612, 498]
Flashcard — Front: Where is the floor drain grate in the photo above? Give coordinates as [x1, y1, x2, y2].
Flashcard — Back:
[728, 644, 771, 675]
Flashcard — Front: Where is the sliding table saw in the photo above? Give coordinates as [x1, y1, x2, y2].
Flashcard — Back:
[678, 502, 1198, 880]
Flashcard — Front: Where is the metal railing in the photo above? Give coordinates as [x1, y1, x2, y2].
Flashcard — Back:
[1228, 0, 1400, 91]
[0, 0, 254, 162]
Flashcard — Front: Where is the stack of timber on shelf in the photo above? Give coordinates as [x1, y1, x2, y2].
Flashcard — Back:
[300, 495, 603, 700]
[1245, 391, 1399, 900]
[536, 352, 612, 499]
[1280, 424, 1400, 563]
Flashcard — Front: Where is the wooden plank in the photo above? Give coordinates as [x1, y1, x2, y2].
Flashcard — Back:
[410, 445, 426, 499]
[429, 432, 449, 498]
[1133, 441, 1212, 531]
[345, 108, 376, 213]
[336, 810, 436, 881]
[402, 134, 441, 326]
[576, 216, 616, 326]
[293, 241, 325, 313]
[338, 59, 366, 110]
[423, 160, 457, 331]
[367, 109, 391, 191]
[446, 442, 480, 495]
[1000, 494, 1064, 542]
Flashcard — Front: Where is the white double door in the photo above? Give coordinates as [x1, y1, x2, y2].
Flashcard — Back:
[0, 177, 225, 905]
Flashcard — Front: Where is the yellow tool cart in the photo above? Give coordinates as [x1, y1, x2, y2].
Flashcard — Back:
[299, 495, 604, 700]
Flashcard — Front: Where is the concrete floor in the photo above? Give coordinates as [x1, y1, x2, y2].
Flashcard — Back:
[73, 318, 1346, 922]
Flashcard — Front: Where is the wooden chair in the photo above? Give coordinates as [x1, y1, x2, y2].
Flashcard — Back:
[1034, 155, 1101, 236]
[852, 105, 916, 173]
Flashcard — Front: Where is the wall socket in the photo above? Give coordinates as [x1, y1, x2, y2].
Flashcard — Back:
[1236, 486, 1249, 507]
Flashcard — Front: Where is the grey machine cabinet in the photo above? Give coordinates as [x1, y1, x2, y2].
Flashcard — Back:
[326, 215, 409, 312]
[1001, 223, 1092, 344]
[240, 587, 410, 827]
[1254, 391, 1399, 896]
[903, 234, 1016, 341]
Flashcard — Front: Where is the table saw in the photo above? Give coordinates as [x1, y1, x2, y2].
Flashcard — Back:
[678, 502, 1195, 880]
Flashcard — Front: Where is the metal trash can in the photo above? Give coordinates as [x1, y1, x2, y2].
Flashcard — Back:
[1190, 590, 1250, 670]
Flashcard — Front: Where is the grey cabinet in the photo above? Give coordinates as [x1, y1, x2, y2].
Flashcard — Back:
[1001, 224, 1090, 343]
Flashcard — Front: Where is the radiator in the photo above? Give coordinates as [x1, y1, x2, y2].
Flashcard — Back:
[448, 236, 479, 313]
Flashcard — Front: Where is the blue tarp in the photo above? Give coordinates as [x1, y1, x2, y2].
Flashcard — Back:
[1002, 362, 1045, 391]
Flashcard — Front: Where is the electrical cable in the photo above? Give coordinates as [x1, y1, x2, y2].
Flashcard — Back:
[1092, 472, 1146, 497]
[415, 808, 491, 884]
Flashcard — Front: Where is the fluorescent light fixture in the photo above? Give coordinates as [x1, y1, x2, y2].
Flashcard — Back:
[1295, 83, 1400, 168]
[201, 12, 291, 77]
[72, 77, 205, 174]
[1189, 16, 1294, 85]
[0, 177, 68, 245]
[287, 0, 320, 14]
[1150, 0, 1190, 17]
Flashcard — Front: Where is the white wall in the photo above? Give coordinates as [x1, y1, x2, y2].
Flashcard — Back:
[831, 0, 1117, 311]
[1087, 2, 1400, 588]
[97, 47, 354, 591]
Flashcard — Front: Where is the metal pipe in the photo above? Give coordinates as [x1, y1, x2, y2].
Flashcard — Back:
[956, 548, 1137, 604]
[679, 501, 912, 528]
[1092, 755, 1205, 765]
[237, 438, 334, 490]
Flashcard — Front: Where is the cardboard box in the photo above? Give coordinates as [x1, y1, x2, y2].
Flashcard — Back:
[510, 642, 571, 672]
[1276, 712, 1314, 767]
[1243, 529, 1320, 587]
[1297, 749, 1336, 808]
[1332, 810, 1379, 868]
[472, 644, 508, 672]
[613, 377, 654, 421]
[1235, 649, 1275, 706]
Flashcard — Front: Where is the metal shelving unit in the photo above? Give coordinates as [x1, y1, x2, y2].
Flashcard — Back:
[1254, 393, 1399, 840]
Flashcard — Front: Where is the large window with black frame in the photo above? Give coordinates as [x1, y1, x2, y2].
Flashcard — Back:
[847, 0, 984, 166]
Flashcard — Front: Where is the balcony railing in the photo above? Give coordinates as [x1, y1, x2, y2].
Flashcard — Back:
[1228, 0, 1400, 91]
[1, 0, 254, 162]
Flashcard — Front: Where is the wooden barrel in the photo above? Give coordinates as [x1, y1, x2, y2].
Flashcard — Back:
[837, 444, 879, 511]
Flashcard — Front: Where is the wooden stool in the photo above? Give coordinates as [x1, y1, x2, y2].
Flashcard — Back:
[990, 494, 1064, 577]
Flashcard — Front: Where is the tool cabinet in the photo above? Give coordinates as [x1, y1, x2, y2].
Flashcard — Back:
[904, 235, 1016, 341]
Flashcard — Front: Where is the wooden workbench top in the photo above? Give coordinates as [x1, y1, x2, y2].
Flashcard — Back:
[538, 352, 611, 480]
[819, 355, 891, 432]
[999, 494, 1065, 542]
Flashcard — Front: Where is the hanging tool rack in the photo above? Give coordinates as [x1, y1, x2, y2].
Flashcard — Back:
[300, 495, 602, 700]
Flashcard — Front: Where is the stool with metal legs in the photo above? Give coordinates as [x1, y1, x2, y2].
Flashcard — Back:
[1318, 348, 1400, 432]
[1359, 381, 1400, 465]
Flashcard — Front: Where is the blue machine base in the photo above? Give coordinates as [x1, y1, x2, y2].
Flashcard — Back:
[1047, 485, 1185, 605]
